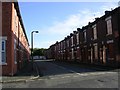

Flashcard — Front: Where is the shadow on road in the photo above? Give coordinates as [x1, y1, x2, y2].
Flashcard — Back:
[34, 59, 119, 77]
[14, 61, 38, 77]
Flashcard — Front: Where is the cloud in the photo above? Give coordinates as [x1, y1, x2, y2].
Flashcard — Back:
[100, 2, 118, 11]
[34, 40, 57, 48]
[38, 2, 117, 48]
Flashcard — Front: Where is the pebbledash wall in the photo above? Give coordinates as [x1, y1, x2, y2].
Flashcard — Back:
[1, 2, 30, 76]
[46, 6, 120, 67]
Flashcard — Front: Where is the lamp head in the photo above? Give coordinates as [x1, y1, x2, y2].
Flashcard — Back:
[35, 31, 39, 33]
[32, 31, 39, 33]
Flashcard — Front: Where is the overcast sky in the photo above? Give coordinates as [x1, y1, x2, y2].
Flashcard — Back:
[18, 1, 119, 49]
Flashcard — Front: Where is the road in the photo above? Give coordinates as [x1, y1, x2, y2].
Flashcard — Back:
[2, 60, 119, 88]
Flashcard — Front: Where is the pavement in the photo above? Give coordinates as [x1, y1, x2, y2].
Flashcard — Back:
[0, 61, 40, 83]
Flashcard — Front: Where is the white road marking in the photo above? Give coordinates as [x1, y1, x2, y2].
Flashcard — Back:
[64, 76, 70, 78]
[50, 78, 56, 79]
[73, 75, 79, 77]
[61, 77, 65, 78]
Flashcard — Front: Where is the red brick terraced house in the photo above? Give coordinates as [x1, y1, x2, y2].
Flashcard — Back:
[75, 29, 80, 62]
[46, 44, 56, 60]
[46, 6, 120, 67]
[54, 41, 59, 60]
[77, 28, 84, 63]
[73, 31, 77, 62]
[64, 36, 69, 61]
[1, 2, 30, 76]
[61, 40, 64, 61]
[57, 42, 61, 60]
[58, 40, 63, 61]
[66, 36, 71, 61]
[69, 33, 74, 61]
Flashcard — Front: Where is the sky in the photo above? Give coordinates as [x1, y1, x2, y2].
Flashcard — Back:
[18, 1, 119, 49]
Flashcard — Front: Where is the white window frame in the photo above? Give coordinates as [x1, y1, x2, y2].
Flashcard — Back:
[83, 30, 87, 42]
[93, 43, 98, 59]
[71, 36, 73, 47]
[105, 16, 112, 35]
[92, 24, 97, 40]
[72, 48, 74, 59]
[77, 33, 79, 44]
[14, 9, 17, 34]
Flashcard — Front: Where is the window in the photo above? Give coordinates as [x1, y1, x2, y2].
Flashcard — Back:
[72, 48, 74, 59]
[71, 36, 73, 46]
[105, 16, 112, 35]
[58, 44, 60, 50]
[1, 40, 6, 63]
[59, 44, 60, 50]
[93, 25, 97, 40]
[94, 44, 98, 59]
[14, 9, 17, 34]
[62, 42, 64, 50]
[67, 40, 69, 47]
[77, 33, 79, 44]
[107, 43, 114, 60]
[14, 39, 17, 64]
[64, 41, 65, 49]
[60, 42, 62, 50]
[83, 30, 86, 42]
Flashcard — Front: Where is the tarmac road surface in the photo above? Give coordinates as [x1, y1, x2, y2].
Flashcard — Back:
[2, 59, 119, 88]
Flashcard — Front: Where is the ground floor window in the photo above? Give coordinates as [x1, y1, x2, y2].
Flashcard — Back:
[90, 48, 93, 63]
[94, 44, 98, 59]
[72, 48, 74, 59]
[107, 43, 114, 60]
[14, 39, 17, 64]
[1, 40, 6, 63]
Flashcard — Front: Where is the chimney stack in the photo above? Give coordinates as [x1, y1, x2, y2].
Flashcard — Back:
[105, 11, 111, 15]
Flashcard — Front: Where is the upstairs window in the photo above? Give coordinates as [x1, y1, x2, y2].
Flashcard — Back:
[64, 41, 65, 49]
[58, 44, 59, 50]
[93, 24, 97, 40]
[60, 42, 62, 50]
[14, 9, 17, 33]
[71, 36, 73, 46]
[76, 33, 79, 44]
[67, 40, 69, 47]
[105, 16, 112, 35]
[83, 30, 86, 42]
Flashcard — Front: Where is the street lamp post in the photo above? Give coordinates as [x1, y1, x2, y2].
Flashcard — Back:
[31, 31, 39, 71]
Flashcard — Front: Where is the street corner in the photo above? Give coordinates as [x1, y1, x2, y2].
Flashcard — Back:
[1, 64, 40, 83]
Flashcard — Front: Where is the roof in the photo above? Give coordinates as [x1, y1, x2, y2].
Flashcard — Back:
[14, 2, 30, 46]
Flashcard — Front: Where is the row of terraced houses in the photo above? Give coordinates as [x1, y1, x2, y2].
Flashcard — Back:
[0, 2, 30, 76]
[46, 6, 120, 67]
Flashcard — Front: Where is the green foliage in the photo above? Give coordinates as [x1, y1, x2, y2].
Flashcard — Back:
[31, 48, 47, 56]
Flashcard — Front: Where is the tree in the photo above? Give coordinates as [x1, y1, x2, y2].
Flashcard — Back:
[31, 48, 47, 56]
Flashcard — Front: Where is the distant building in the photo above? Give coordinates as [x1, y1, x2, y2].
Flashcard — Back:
[1, 2, 30, 76]
[46, 7, 120, 67]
